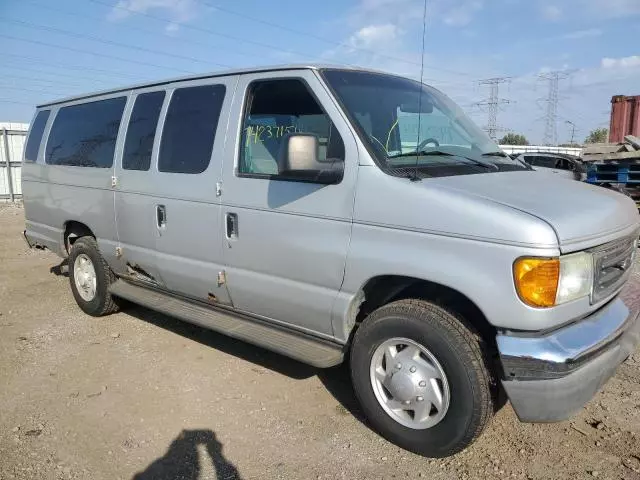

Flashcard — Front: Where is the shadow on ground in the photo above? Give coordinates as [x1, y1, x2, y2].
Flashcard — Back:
[124, 303, 368, 424]
[132, 429, 241, 480]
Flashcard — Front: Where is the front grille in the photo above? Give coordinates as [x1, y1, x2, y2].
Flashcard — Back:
[591, 235, 637, 303]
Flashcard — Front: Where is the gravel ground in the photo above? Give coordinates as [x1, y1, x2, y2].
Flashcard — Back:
[1, 203, 640, 480]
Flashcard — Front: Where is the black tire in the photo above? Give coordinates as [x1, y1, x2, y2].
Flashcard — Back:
[68, 236, 120, 316]
[350, 299, 495, 457]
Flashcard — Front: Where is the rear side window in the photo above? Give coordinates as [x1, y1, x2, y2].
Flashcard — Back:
[158, 84, 226, 174]
[25, 110, 50, 163]
[46, 97, 126, 168]
[122, 91, 165, 171]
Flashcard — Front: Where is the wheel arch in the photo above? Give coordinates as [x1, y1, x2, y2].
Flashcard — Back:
[63, 220, 95, 254]
[346, 275, 496, 347]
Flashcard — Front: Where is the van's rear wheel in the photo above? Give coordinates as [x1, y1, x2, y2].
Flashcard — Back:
[68, 236, 120, 316]
[350, 299, 494, 457]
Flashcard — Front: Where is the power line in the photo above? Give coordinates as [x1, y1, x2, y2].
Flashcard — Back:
[0, 18, 233, 69]
[2, 62, 123, 85]
[1, 52, 144, 80]
[14, 0, 566, 88]
[196, 0, 473, 77]
[0, 33, 198, 74]
[21, 0, 264, 65]
[475, 77, 512, 139]
[0, 85, 67, 97]
[0, 72, 99, 90]
[88, 0, 346, 67]
[28, 0, 475, 80]
[28, 0, 473, 80]
[0, 99, 35, 106]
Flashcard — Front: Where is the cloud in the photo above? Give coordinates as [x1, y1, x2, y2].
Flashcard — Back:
[585, 0, 640, 16]
[344, 0, 424, 28]
[601, 55, 640, 69]
[562, 28, 602, 39]
[107, 0, 199, 32]
[542, 4, 562, 20]
[348, 24, 401, 49]
[443, 1, 483, 27]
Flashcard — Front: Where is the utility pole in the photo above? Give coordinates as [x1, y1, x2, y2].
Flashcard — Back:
[539, 71, 572, 145]
[475, 77, 512, 140]
[565, 120, 576, 145]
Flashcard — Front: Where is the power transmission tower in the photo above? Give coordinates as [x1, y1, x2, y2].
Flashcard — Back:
[475, 77, 512, 140]
[539, 71, 572, 145]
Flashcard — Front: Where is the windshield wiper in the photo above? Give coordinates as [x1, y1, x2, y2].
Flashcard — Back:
[389, 150, 498, 170]
[481, 151, 508, 158]
[481, 150, 532, 169]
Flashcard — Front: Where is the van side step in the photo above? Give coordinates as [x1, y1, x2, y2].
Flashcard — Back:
[109, 280, 344, 368]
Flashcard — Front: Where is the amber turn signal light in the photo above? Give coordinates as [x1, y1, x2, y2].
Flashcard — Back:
[513, 257, 560, 308]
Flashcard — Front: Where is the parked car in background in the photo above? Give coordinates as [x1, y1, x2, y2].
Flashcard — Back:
[514, 152, 586, 180]
[22, 65, 640, 458]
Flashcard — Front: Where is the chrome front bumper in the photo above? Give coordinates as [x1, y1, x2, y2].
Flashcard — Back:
[497, 297, 640, 422]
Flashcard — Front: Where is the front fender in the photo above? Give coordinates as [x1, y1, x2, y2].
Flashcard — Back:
[330, 223, 601, 341]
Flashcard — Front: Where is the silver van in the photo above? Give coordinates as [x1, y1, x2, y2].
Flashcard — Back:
[22, 65, 640, 457]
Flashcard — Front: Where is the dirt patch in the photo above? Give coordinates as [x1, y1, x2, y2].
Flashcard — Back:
[1, 206, 640, 479]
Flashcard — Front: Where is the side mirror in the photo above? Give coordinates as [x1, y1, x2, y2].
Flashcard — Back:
[277, 133, 343, 184]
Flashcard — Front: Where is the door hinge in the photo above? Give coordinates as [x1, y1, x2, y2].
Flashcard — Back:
[111, 176, 118, 188]
[216, 181, 222, 197]
[217, 270, 226, 287]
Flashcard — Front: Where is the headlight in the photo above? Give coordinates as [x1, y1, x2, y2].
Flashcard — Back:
[514, 252, 593, 308]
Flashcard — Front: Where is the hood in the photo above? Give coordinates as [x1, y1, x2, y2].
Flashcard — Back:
[432, 171, 640, 251]
[355, 167, 559, 249]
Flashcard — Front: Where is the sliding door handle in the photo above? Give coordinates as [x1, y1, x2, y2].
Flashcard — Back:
[156, 205, 167, 228]
[226, 213, 238, 239]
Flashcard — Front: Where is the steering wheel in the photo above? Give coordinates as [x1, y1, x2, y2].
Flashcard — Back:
[417, 138, 439, 150]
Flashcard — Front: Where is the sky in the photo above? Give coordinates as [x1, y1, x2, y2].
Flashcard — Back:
[0, 0, 639, 144]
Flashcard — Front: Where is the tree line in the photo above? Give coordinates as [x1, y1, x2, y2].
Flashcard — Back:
[499, 128, 609, 146]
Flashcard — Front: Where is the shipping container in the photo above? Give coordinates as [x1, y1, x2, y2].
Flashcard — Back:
[609, 95, 640, 143]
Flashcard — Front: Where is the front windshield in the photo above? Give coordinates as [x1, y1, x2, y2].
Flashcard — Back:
[322, 69, 529, 177]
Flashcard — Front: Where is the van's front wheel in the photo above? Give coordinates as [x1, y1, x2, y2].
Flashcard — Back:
[350, 299, 495, 457]
[68, 236, 120, 316]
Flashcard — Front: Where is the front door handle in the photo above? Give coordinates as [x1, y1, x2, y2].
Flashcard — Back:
[157, 205, 167, 228]
[226, 213, 238, 239]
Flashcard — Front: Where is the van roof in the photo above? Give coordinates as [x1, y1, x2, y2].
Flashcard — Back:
[36, 63, 385, 108]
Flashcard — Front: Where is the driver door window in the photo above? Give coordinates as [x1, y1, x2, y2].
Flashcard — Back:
[239, 79, 344, 177]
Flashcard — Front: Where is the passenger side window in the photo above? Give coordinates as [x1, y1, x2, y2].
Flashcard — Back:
[158, 84, 226, 174]
[122, 91, 165, 171]
[24, 110, 50, 163]
[534, 156, 557, 168]
[239, 79, 344, 176]
[46, 97, 126, 168]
